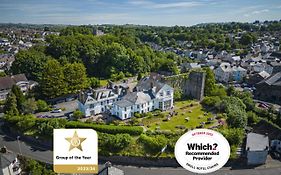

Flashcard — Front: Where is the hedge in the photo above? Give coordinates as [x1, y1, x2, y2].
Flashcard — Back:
[66, 121, 143, 135]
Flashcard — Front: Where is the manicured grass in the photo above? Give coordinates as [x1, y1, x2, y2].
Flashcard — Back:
[142, 100, 215, 131]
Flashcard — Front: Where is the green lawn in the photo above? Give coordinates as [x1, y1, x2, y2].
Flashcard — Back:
[142, 100, 215, 131]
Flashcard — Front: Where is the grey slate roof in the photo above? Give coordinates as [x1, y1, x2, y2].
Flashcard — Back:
[246, 133, 269, 152]
[115, 91, 154, 107]
[136, 76, 166, 93]
[0, 152, 17, 169]
[0, 74, 28, 90]
[258, 72, 281, 86]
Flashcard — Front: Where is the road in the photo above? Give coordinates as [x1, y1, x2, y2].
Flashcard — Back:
[1, 125, 281, 174]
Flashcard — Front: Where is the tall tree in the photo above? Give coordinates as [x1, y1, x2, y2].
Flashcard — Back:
[63, 62, 89, 93]
[4, 92, 19, 116]
[204, 67, 216, 96]
[11, 85, 25, 113]
[40, 59, 67, 99]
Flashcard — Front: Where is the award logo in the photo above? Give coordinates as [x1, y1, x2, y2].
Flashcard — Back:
[175, 129, 230, 174]
[53, 129, 98, 174]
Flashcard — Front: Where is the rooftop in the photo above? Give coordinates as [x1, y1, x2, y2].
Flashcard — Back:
[246, 132, 269, 152]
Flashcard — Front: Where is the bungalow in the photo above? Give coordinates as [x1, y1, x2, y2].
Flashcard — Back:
[246, 133, 269, 165]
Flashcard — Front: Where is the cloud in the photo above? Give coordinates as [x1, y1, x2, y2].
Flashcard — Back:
[252, 9, 269, 14]
[128, 0, 203, 9]
[244, 9, 269, 17]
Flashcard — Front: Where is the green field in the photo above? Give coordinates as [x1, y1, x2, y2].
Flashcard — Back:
[142, 100, 215, 131]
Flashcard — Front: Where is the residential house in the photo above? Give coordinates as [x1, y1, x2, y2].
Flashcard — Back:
[215, 63, 247, 83]
[0, 74, 33, 101]
[0, 147, 21, 175]
[250, 62, 273, 74]
[246, 133, 269, 165]
[255, 72, 281, 105]
[0, 54, 15, 71]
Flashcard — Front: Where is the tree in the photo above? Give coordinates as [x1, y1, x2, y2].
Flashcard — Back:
[11, 48, 49, 81]
[63, 62, 89, 93]
[88, 77, 101, 88]
[36, 100, 49, 112]
[22, 98, 38, 114]
[240, 33, 253, 46]
[204, 68, 216, 96]
[227, 109, 247, 128]
[4, 92, 19, 116]
[72, 110, 84, 121]
[11, 85, 25, 113]
[40, 59, 68, 99]
[247, 111, 259, 125]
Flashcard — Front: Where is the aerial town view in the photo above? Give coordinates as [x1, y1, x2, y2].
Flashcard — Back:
[0, 0, 281, 174]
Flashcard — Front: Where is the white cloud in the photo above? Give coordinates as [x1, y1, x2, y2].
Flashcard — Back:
[252, 9, 269, 14]
[244, 9, 269, 17]
[128, 0, 203, 9]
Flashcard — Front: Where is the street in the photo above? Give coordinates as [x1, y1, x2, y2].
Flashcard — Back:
[1, 128, 281, 175]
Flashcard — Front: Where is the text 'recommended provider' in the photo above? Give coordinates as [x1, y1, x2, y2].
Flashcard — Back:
[53, 129, 98, 174]
[175, 129, 230, 174]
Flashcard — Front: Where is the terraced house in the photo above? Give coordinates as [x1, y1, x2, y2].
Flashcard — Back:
[78, 76, 174, 120]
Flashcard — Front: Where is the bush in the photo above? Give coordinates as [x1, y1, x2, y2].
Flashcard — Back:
[66, 121, 143, 135]
[247, 111, 259, 125]
[219, 128, 245, 146]
[202, 96, 221, 107]
[138, 134, 167, 153]
[36, 100, 49, 112]
[99, 133, 132, 152]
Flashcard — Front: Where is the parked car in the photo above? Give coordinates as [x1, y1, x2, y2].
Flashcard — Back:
[51, 109, 62, 113]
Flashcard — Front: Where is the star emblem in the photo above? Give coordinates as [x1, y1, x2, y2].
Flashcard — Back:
[65, 131, 86, 151]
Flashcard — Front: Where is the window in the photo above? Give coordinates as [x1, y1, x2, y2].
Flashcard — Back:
[159, 102, 163, 108]
[101, 102, 103, 105]
[125, 114, 127, 118]
[107, 100, 109, 104]
[137, 105, 140, 109]
[141, 104, 144, 108]
[131, 106, 133, 110]
[90, 104, 95, 108]
[125, 107, 127, 111]
[167, 91, 171, 96]
[160, 92, 163, 96]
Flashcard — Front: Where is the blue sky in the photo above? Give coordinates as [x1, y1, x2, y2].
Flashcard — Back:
[0, 0, 281, 26]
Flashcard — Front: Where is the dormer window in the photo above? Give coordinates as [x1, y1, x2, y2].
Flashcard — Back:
[160, 92, 164, 96]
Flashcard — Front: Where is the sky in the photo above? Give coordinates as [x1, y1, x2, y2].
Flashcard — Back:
[0, 0, 281, 26]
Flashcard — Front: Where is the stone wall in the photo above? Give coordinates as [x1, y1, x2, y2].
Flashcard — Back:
[163, 71, 206, 101]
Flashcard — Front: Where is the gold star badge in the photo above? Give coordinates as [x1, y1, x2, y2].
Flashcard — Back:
[65, 131, 86, 151]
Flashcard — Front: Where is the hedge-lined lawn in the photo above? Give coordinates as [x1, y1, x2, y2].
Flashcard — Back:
[142, 100, 214, 131]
